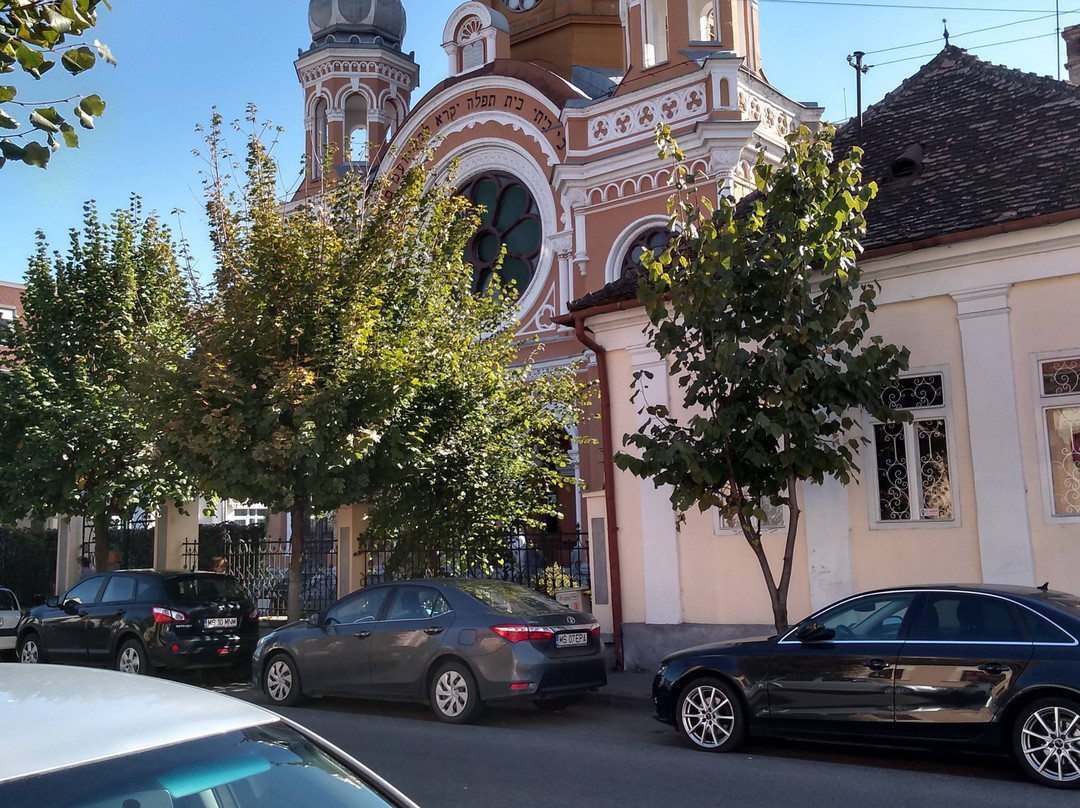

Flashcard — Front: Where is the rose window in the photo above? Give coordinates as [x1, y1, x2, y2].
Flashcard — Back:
[461, 172, 542, 297]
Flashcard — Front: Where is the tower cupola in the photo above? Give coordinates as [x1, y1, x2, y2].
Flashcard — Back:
[308, 0, 407, 47]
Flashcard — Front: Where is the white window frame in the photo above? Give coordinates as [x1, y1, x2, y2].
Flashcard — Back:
[0, 306, 14, 321]
[865, 365, 961, 530]
[1033, 347, 1080, 525]
[712, 497, 788, 536]
[642, 0, 669, 68]
[688, 0, 719, 43]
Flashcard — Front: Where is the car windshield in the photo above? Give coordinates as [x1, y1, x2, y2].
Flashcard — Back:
[166, 575, 249, 604]
[0, 722, 400, 808]
[0, 589, 17, 611]
[454, 580, 566, 616]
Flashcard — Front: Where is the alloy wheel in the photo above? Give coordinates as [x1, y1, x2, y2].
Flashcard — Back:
[681, 683, 736, 749]
[117, 644, 142, 674]
[19, 638, 39, 664]
[1020, 704, 1080, 784]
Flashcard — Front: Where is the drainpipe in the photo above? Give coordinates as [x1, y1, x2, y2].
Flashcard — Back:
[568, 313, 625, 671]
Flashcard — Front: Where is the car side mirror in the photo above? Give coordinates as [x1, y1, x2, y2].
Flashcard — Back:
[61, 598, 81, 614]
[796, 622, 835, 643]
[307, 612, 321, 627]
[45, 595, 59, 608]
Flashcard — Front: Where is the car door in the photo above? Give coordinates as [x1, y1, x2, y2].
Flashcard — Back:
[365, 585, 455, 697]
[43, 576, 106, 663]
[84, 575, 138, 666]
[298, 586, 392, 695]
[767, 591, 916, 736]
[894, 591, 1034, 742]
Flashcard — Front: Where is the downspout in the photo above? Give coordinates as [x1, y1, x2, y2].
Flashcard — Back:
[570, 313, 625, 671]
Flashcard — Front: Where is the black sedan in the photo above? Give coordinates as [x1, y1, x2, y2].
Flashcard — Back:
[253, 579, 607, 723]
[653, 584, 1080, 789]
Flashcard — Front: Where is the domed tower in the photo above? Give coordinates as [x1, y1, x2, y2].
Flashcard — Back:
[294, 0, 420, 197]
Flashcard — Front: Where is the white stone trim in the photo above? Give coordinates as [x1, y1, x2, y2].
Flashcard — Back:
[604, 214, 673, 285]
[1031, 346, 1080, 526]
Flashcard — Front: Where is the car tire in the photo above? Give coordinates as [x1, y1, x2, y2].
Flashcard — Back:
[676, 676, 748, 753]
[430, 660, 482, 724]
[263, 654, 304, 707]
[17, 632, 46, 664]
[1012, 697, 1080, 788]
[115, 639, 150, 675]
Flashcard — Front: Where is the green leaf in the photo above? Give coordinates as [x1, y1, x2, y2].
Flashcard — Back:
[79, 94, 106, 116]
[14, 43, 45, 73]
[0, 139, 25, 159]
[0, 108, 18, 130]
[30, 107, 63, 133]
[60, 122, 79, 148]
[0, 85, 16, 102]
[75, 106, 94, 129]
[61, 46, 96, 75]
[21, 141, 50, 168]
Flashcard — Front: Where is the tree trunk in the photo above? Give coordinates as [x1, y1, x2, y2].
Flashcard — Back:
[287, 495, 308, 622]
[94, 511, 110, 572]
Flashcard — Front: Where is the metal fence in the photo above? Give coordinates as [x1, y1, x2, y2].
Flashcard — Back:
[0, 526, 58, 607]
[182, 517, 338, 618]
[357, 530, 590, 597]
[80, 512, 155, 570]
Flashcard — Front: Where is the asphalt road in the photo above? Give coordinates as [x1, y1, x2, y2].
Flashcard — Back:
[207, 678, 1080, 808]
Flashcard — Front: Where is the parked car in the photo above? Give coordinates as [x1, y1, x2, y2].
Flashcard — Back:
[0, 665, 419, 807]
[653, 584, 1080, 789]
[253, 578, 607, 723]
[0, 586, 20, 657]
[16, 570, 259, 673]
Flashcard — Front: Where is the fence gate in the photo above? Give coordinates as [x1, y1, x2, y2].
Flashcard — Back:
[183, 517, 337, 619]
[0, 526, 58, 606]
[81, 512, 155, 571]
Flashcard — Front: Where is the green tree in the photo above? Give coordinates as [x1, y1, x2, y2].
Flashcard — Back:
[162, 113, 587, 619]
[0, 198, 196, 570]
[1, 0, 114, 169]
[615, 124, 910, 632]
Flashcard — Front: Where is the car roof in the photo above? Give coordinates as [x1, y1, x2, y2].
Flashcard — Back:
[0, 666, 279, 784]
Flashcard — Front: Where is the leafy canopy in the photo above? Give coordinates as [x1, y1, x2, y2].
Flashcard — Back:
[0, 197, 197, 567]
[615, 123, 910, 631]
[1, 0, 114, 169]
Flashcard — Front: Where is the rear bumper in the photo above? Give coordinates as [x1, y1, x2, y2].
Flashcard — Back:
[472, 649, 608, 702]
[0, 627, 15, 651]
[148, 632, 258, 670]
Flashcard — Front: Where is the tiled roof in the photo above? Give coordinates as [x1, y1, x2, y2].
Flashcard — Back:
[568, 47, 1080, 313]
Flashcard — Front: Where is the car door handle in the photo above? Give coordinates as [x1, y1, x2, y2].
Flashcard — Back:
[864, 658, 889, 671]
[978, 662, 1008, 675]
[353, 631, 371, 639]
[424, 627, 445, 636]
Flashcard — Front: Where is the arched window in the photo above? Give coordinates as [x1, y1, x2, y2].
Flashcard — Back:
[458, 16, 485, 72]
[643, 0, 669, 67]
[312, 99, 328, 179]
[460, 172, 542, 297]
[344, 94, 368, 163]
[689, 0, 718, 42]
[621, 227, 674, 278]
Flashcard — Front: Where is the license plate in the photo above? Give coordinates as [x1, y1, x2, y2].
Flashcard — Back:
[204, 617, 238, 629]
[556, 631, 587, 647]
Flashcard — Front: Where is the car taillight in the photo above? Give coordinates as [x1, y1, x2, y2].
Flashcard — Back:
[491, 624, 555, 643]
[152, 606, 187, 624]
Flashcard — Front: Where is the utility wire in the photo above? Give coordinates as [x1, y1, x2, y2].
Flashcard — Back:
[763, 0, 1055, 11]
[864, 7, 1080, 54]
[872, 30, 1059, 66]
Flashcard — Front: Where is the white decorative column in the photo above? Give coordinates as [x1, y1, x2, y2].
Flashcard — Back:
[629, 345, 683, 625]
[156, 501, 199, 571]
[952, 286, 1035, 585]
[802, 477, 855, 611]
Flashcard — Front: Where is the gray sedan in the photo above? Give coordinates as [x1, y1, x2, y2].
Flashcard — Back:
[252, 579, 607, 723]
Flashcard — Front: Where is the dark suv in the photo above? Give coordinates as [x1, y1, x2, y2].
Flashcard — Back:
[16, 570, 259, 674]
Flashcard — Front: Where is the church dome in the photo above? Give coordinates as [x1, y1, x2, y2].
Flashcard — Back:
[308, 0, 407, 47]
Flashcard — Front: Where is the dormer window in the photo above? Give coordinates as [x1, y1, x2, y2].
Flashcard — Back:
[458, 17, 485, 72]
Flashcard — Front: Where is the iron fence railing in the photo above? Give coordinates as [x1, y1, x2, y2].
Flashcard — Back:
[0, 526, 58, 607]
[80, 512, 155, 571]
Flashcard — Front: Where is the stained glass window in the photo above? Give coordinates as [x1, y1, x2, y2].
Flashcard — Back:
[460, 172, 542, 297]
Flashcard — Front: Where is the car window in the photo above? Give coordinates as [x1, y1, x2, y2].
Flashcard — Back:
[1017, 607, 1075, 644]
[64, 576, 105, 606]
[386, 587, 451, 620]
[101, 576, 137, 604]
[909, 593, 1027, 643]
[453, 580, 566, 616]
[809, 593, 915, 640]
[327, 588, 389, 624]
[0, 589, 18, 611]
[166, 575, 249, 603]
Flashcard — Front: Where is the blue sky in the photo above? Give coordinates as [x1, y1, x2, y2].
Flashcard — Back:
[2, 0, 1076, 285]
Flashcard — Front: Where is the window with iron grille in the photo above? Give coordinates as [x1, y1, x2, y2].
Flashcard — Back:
[869, 371, 956, 525]
[1038, 355, 1080, 519]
